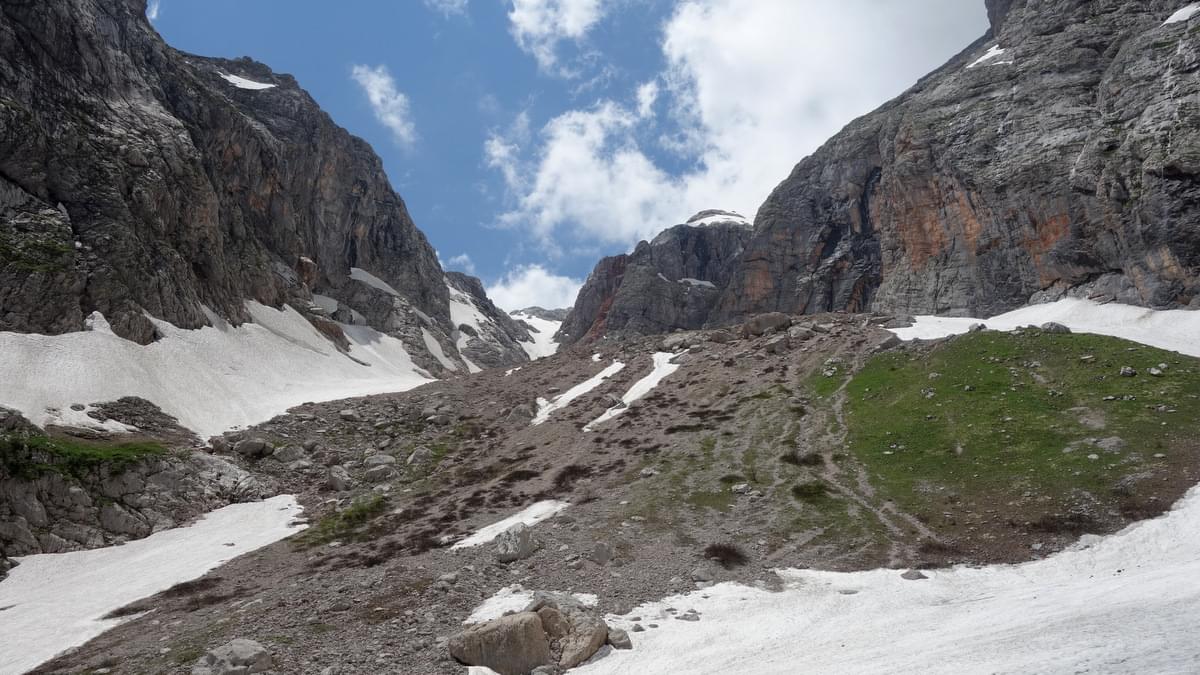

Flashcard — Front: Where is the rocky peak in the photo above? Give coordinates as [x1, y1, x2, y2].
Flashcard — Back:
[0, 0, 525, 374]
[557, 214, 753, 345]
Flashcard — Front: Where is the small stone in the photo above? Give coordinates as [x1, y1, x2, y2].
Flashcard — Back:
[1119, 366, 1137, 377]
[607, 626, 633, 650]
[901, 570, 928, 581]
[339, 409, 363, 422]
[1149, 367, 1164, 377]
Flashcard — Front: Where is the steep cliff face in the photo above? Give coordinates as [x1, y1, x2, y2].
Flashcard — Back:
[557, 211, 752, 345]
[0, 0, 527, 372]
[715, 0, 1200, 321]
[445, 272, 534, 370]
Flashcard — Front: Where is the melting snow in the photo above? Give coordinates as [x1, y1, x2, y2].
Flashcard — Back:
[349, 266, 401, 296]
[592, 353, 602, 362]
[422, 327, 460, 372]
[575, 485, 1200, 674]
[531, 361, 626, 425]
[679, 278, 716, 289]
[450, 500, 569, 550]
[584, 352, 682, 431]
[1164, 3, 1200, 24]
[511, 311, 562, 360]
[0, 495, 304, 675]
[218, 73, 276, 90]
[966, 44, 1008, 68]
[0, 303, 433, 439]
[890, 298, 1200, 358]
[465, 585, 598, 624]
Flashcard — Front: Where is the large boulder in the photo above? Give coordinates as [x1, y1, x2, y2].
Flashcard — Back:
[495, 523, 536, 563]
[448, 612, 553, 675]
[191, 639, 272, 675]
[741, 312, 792, 337]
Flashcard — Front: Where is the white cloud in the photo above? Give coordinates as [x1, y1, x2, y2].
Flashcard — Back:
[487, 264, 582, 311]
[447, 253, 476, 274]
[147, 0, 161, 21]
[508, 0, 606, 75]
[423, 0, 468, 16]
[487, 0, 988, 251]
[351, 64, 418, 148]
[636, 80, 659, 119]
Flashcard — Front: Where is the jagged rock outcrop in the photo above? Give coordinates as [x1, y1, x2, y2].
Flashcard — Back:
[445, 272, 533, 370]
[715, 0, 1200, 320]
[557, 211, 752, 345]
[515, 306, 569, 322]
[0, 0, 526, 373]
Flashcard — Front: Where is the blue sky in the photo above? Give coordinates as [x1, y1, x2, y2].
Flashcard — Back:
[149, 0, 989, 310]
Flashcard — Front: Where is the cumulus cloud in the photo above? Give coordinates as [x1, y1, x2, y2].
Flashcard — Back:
[446, 253, 476, 274]
[351, 64, 418, 148]
[487, 0, 987, 250]
[508, 0, 606, 75]
[147, 0, 161, 21]
[423, 0, 468, 16]
[486, 264, 582, 311]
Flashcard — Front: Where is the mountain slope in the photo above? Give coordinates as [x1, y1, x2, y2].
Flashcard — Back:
[0, 0, 528, 374]
[715, 0, 1200, 320]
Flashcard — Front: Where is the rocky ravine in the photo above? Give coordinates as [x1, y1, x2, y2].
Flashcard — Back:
[0, 0, 529, 373]
[27, 310, 1200, 674]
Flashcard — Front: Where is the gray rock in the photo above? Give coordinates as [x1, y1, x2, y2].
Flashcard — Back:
[363, 453, 397, 468]
[495, 523, 536, 563]
[447, 612, 552, 675]
[607, 626, 633, 650]
[587, 541, 614, 566]
[1040, 322, 1071, 334]
[326, 465, 352, 492]
[1120, 366, 1137, 377]
[741, 313, 792, 338]
[232, 438, 270, 458]
[191, 639, 272, 675]
[271, 445, 305, 463]
[901, 569, 929, 581]
[407, 446, 434, 465]
[339, 410, 363, 423]
[364, 465, 393, 483]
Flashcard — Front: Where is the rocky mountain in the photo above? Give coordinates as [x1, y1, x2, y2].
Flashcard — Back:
[715, 0, 1200, 321]
[0, 0, 528, 373]
[557, 210, 752, 345]
[445, 272, 535, 371]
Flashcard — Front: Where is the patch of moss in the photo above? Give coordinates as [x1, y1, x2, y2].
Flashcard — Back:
[295, 494, 389, 546]
[0, 434, 167, 479]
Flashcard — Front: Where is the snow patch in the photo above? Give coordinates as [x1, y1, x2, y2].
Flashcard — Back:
[967, 44, 1008, 68]
[349, 267, 401, 296]
[687, 213, 751, 227]
[44, 404, 137, 434]
[532, 361, 626, 425]
[1164, 3, 1200, 24]
[584, 352, 682, 431]
[504, 367, 522, 377]
[450, 500, 569, 550]
[422, 327, 460, 372]
[0, 302, 433, 439]
[592, 353, 602, 362]
[890, 298, 1200, 358]
[510, 311, 562, 360]
[464, 585, 598, 624]
[575, 485, 1200, 674]
[679, 278, 716, 289]
[0, 495, 304, 675]
[218, 73, 276, 90]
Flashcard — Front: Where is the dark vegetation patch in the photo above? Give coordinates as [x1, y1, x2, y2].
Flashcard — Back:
[295, 494, 390, 546]
[553, 464, 593, 492]
[0, 434, 167, 479]
[704, 543, 749, 569]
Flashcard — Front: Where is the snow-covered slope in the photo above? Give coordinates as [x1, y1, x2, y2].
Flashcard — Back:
[578, 485, 1200, 674]
[532, 361, 626, 426]
[510, 310, 562, 360]
[0, 303, 434, 439]
[584, 352, 683, 431]
[890, 298, 1200, 358]
[0, 495, 304, 675]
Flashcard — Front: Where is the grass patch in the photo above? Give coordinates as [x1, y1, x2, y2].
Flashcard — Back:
[0, 434, 167, 479]
[685, 489, 735, 512]
[295, 494, 389, 546]
[844, 330, 1200, 523]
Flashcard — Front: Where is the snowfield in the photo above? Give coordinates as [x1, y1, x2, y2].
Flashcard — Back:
[0, 302, 433, 439]
[966, 44, 1008, 68]
[1164, 3, 1200, 24]
[532, 361, 626, 425]
[584, 352, 682, 431]
[0, 495, 304, 675]
[889, 298, 1200, 358]
[510, 311, 562, 360]
[450, 500, 570, 550]
[576, 485, 1200, 674]
[217, 73, 276, 90]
